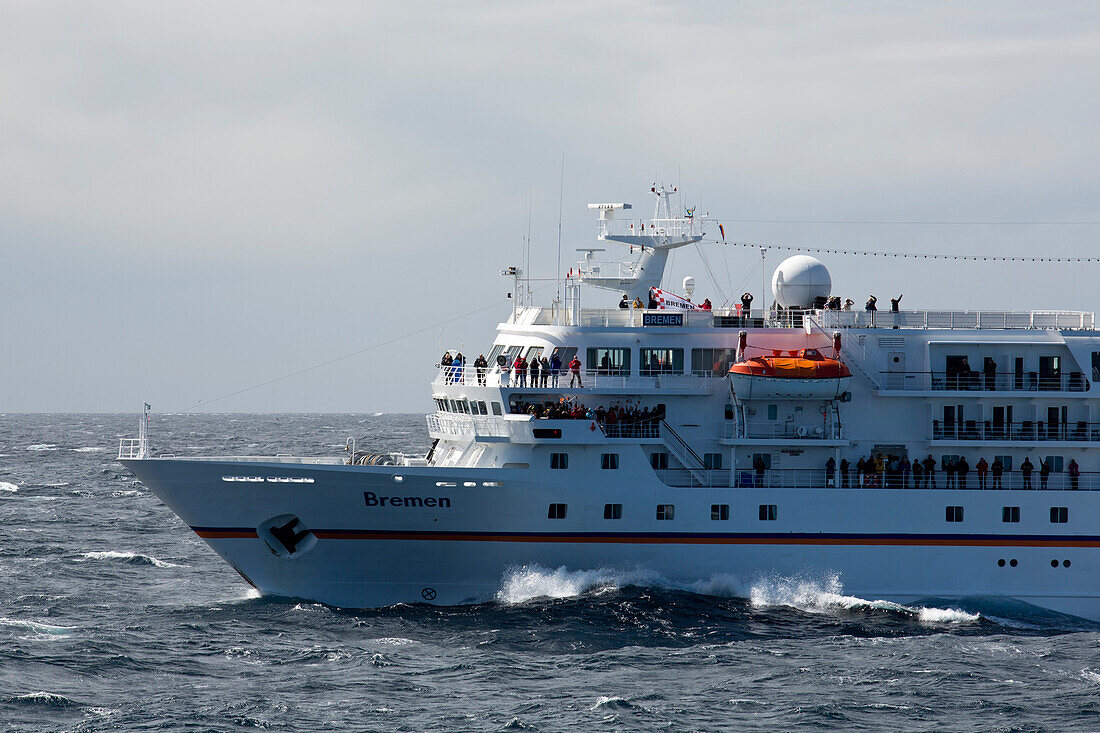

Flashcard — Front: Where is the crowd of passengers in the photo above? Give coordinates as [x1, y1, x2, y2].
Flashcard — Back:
[818, 454, 1083, 490]
[509, 400, 666, 433]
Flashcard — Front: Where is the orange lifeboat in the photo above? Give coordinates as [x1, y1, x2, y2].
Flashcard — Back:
[729, 348, 851, 399]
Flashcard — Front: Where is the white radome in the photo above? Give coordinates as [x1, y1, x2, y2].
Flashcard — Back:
[771, 255, 832, 308]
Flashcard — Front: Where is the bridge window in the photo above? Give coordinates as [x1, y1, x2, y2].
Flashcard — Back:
[759, 504, 777, 521]
[491, 402, 503, 415]
[547, 503, 567, 519]
[656, 504, 675, 520]
[711, 504, 730, 521]
[691, 348, 738, 377]
[550, 453, 568, 470]
[1050, 506, 1068, 523]
[640, 348, 684, 375]
[650, 452, 669, 470]
[704, 453, 723, 469]
[1002, 506, 1020, 523]
[604, 503, 622, 520]
[587, 347, 630, 376]
[946, 506, 964, 522]
[601, 453, 620, 470]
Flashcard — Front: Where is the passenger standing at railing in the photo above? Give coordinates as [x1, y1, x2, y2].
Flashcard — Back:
[1021, 457, 1034, 489]
[865, 295, 877, 327]
[619, 294, 629, 309]
[568, 355, 582, 388]
[753, 455, 766, 487]
[856, 456, 866, 487]
[513, 354, 527, 388]
[976, 457, 989, 490]
[529, 356, 541, 388]
[922, 455, 937, 489]
[632, 297, 644, 309]
[825, 457, 836, 488]
[912, 458, 923, 489]
[540, 355, 550, 387]
[701, 298, 712, 310]
[843, 298, 854, 310]
[550, 352, 562, 387]
[1069, 459, 1080, 489]
[957, 456, 969, 489]
[984, 358, 997, 391]
[840, 458, 850, 488]
[440, 351, 453, 383]
[991, 458, 1004, 489]
[890, 294, 902, 329]
[474, 354, 487, 386]
[452, 353, 465, 384]
[1040, 459, 1051, 490]
[901, 456, 911, 488]
[945, 456, 956, 489]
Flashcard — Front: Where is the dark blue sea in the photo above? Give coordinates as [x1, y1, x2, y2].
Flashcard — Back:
[3, 414, 1100, 732]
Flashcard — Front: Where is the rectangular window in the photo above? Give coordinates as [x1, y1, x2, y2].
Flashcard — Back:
[1002, 506, 1020, 523]
[656, 504, 675, 520]
[759, 504, 777, 521]
[533, 428, 562, 439]
[601, 453, 620, 470]
[650, 452, 669, 470]
[752, 453, 772, 469]
[767, 404, 778, 420]
[547, 503, 567, 519]
[524, 345, 544, 361]
[1050, 506, 1069, 523]
[550, 453, 568, 470]
[1093, 351, 1100, 382]
[502, 345, 523, 368]
[946, 506, 964, 522]
[587, 347, 631, 375]
[487, 344, 506, 365]
[549, 346, 577, 370]
[491, 402, 503, 416]
[941, 455, 960, 470]
[691, 348, 738, 376]
[639, 348, 684, 375]
[1044, 456, 1064, 472]
[604, 503, 623, 520]
[711, 504, 730, 521]
[703, 453, 723, 469]
[994, 455, 1013, 472]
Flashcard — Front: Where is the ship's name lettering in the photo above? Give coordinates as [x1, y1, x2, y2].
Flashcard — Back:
[364, 491, 451, 508]
[642, 312, 683, 327]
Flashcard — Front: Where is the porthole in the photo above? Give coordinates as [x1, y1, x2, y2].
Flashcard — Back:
[463, 481, 477, 487]
[997, 559, 1005, 567]
[1010, 559, 1018, 567]
[1051, 559, 1059, 568]
[393, 475, 404, 483]
[1064, 559, 1071, 568]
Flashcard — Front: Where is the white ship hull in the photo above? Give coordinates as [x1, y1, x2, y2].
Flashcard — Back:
[124, 458, 1100, 619]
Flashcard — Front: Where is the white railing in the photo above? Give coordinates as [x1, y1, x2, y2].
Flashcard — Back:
[426, 413, 509, 438]
[815, 309, 1094, 331]
[596, 217, 706, 240]
[117, 438, 145, 459]
[731, 466, 1100, 491]
[723, 422, 836, 441]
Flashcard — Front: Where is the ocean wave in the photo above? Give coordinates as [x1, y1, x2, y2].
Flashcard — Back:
[78, 551, 182, 568]
[5, 692, 80, 708]
[73, 446, 107, 453]
[591, 696, 640, 711]
[25, 444, 58, 451]
[495, 565, 667, 604]
[749, 573, 980, 623]
[0, 481, 18, 493]
[0, 617, 78, 638]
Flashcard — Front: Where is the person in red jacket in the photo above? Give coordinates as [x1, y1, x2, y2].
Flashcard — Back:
[513, 355, 528, 388]
[568, 355, 582, 388]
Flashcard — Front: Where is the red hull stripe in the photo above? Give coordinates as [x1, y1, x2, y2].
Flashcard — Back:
[192, 527, 1100, 548]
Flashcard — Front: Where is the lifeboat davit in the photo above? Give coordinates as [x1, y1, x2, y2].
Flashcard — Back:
[728, 348, 852, 399]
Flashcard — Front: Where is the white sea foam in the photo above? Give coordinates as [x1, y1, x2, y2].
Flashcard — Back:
[9, 691, 79, 707]
[495, 564, 667, 604]
[72, 446, 106, 453]
[0, 617, 78, 639]
[78, 550, 182, 568]
[25, 443, 58, 451]
[0, 482, 18, 493]
[749, 573, 979, 623]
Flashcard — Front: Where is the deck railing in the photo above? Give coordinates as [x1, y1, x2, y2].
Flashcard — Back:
[932, 420, 1100, 442]
[881, 370, 1090, 392]
[733, 467, 1097, 491]
[425, 414, 509, 438]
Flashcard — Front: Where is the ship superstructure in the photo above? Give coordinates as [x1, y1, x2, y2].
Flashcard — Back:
[120, 188, 1100, 619]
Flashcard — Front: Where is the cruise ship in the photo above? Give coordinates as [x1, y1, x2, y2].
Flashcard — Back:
[119, 186, 1100, 620]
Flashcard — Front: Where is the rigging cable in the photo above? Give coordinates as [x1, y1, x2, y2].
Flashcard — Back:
[710, 238, 1100, 263]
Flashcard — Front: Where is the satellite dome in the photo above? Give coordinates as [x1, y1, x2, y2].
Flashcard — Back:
[771, 255, 831, 308]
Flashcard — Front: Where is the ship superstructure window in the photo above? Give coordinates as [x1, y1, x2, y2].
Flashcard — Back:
[487, 344, 505, 365]
[491, 402, 503, 415]
[588, 347, 630, 376]
[1039, 356, 1061, 391]
[1043, 456, 1064, 472]
[601, 453, 620, 470]
[547, 503, 567, 519]
[1050, 507, 1068, 523]
[640, 348, 683, 375]
[550, 346, 577, 370]
[691, 348, 738, 377]
[767, 404, 778, 420]
[502, 345, 523, 366]
[1002, 506, 1020, 523]
[604, 503, 622, 519]
[1092, 352, 1100, 382]
[656, 504, 675, 520]
[994, 455, 1013, 471]
[711, 504, 730, 521]
[650, 452, 669, 470]
[550, 453, 568, 470]
[946, 506, 964, 522]
[703, 453, 723, 469]
[759, 504, 777, 521]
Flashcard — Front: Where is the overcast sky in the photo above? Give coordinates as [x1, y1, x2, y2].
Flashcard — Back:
[2, 1, 1099, 413]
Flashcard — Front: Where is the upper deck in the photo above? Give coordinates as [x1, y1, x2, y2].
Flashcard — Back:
[506, 306, 1095, 332]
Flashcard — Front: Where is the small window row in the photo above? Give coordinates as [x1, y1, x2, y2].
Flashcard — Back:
[998, 558, 1071, 568]
[550, 452, 619, 470]
[434, 397, 501, 416]
[548, 503, 777, 521]
[951, 506, 1070, 523]
[548, 451, 721, 471]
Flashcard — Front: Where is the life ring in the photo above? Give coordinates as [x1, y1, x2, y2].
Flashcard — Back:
[796, 426, 808, 438]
